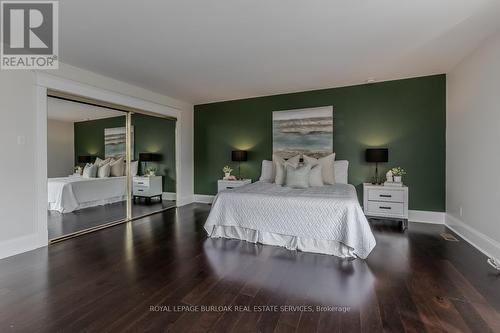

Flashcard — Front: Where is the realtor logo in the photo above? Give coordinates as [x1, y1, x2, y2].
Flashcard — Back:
[1, 1, 58, 69]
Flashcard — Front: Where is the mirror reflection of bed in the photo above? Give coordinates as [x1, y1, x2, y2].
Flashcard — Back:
[46, 97, 176, 240]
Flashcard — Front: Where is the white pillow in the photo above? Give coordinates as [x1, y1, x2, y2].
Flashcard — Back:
[303, 153, 336, 185]
[259, 160, 274, 182]
[273, 155, 301, 185]
[309, 164, 324, 187]
[109, 157, 124, 177]
[334, 160, 349, 184]
[123, 160, 139, 177]
[94, 157, 111, 167]
[285, 164, 312, 189]
[82, 163, 97, 178]
[97, 163, 111, 178]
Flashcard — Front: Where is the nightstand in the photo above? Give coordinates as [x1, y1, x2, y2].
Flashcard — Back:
[217, 179, 251, 193]
[363, 183, 409, 230]
[133, 176, 163, 203]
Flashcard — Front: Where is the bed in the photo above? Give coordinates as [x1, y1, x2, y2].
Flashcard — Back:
[204, 161, 376, 259]
[48, 176, 127, 213]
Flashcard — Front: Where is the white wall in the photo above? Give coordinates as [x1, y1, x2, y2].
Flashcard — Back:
[446, 30, 500, 260]
[47, 119, 74, 178]
[0, 63, 194, 259]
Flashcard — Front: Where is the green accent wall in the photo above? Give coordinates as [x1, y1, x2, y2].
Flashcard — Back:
[74, 114, 176, 192]
[194, 74, 446, 212]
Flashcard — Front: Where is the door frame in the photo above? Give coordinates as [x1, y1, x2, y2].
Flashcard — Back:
[36, 72, 183, 245]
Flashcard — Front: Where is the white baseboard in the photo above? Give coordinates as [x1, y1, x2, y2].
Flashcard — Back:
[162, 192, 177, 201]
[194, 196, 445, 225]
[194, 194, 215, 204]
[177, 195, 194, 207]
[0, 233, 47, 260]
[446, 214, 500, 261]
[408, 210, 445, 224]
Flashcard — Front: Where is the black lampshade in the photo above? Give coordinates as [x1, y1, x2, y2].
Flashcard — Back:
[231, 150, 248, 162]
[78, 155, 92, 164]
[365, 148, 388, 163]
[139, 153, 160, 162]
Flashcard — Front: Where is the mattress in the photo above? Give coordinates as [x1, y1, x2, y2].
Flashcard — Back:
[48, 176, 127, 213]
[204, 181, 376, 259]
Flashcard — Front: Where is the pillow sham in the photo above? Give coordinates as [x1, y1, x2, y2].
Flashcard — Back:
[259, 160, 274, 182]
[303, 153, 336, 185]
[109, 157, 124, 177]
[123, 160, 139, 177]
[285, 164, 312, 189]
[273, 154, 301, 185]
[82, 163, 97, 178]
[94, 157, 111, 167]
[97, 163, 111, 178]
[309, 164, 324, 187]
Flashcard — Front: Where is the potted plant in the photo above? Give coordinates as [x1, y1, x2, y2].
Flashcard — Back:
[222, 165, 233, 180]
[390, 167, 406, 183]
[146, 167, 157, 177]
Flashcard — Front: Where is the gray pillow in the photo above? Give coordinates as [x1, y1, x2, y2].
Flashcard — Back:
[285, 164, 312, 189]
[82, 163, 97, 178]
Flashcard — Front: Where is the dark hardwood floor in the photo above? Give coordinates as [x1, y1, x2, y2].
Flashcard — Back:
[2, 203, 500, 332]
[48, 200, 176, 239]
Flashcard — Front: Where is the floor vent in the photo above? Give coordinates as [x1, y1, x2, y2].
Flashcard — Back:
[441, 233, 459, 242]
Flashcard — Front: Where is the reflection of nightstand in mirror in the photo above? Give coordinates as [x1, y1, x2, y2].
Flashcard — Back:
[363, 183, 408, 230]
[133, 176, 162, 203]
[217, 179, 251, 193]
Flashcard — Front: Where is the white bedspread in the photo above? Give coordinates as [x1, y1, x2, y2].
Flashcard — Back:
[48, 176, 127, 213]
[204, 182, 376, 259]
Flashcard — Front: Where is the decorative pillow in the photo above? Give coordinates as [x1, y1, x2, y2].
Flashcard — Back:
[303, 153, 336, 185]
[123, 160, 139, 177]
[97, 163, 111, 178]
[94, 157, 111, 167]
[285, 164, 312, 189]
[273, 154, 301, 184]
[309, 164, 324, 187]
[259, 160, 274, 182]
[109, 157, 124, 177]
[82, 163, 97, 178]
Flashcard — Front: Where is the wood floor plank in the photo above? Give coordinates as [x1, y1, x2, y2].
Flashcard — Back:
[0, 204, 499, 332]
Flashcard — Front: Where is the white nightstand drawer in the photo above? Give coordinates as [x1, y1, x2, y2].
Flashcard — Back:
[368, 189, 405, 203]
[366, 201, 404, 216]
[133, 186, 152, 196]
[217, 179, 251, 193]
[133, 177, 150, 187]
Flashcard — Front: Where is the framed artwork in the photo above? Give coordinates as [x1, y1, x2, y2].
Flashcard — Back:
[104, 126, 134, 159]
[273, 106, 333, 159]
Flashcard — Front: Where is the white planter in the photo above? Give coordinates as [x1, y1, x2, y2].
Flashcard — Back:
[224, 172, 231, 179]
[394, 176, 402, 183]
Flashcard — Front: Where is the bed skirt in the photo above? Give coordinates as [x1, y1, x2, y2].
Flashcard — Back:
[49, 195, 127, 213]
[205, 225, 356, 258]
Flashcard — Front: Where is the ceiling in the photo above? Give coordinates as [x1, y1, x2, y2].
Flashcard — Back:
[48, 97, 125, 122]
[59, 0, 500, 104]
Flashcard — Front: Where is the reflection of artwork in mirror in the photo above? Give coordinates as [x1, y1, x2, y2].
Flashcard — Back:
[104, 126, 134, 159]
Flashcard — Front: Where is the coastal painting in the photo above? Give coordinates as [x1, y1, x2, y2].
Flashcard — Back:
[104, 126, 134, 159]
[273, 106, 333, 159]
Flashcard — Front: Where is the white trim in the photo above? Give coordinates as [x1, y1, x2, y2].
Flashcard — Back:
[194, 194, 215, 204]
[408, 210, 445, 224]
[22, 72, 188, 260]
[0, 233, 46, 260]
[195, 196, 445, 225]
[446, 214, 500, 261]
[162, 192, 177, 201]
[177, 195, 195, 207]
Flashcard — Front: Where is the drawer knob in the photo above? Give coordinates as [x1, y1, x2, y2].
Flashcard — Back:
[380, 194, 392, 198]
[379, 206, 391, 210]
